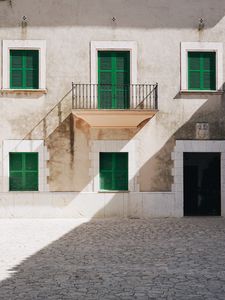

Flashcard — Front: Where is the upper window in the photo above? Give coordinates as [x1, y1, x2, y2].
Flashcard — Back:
[181, 42, 223, 92]
[10, 50, 39, 89]
[100, 152, 128, 191]
[188, 52, 216, 91]
[2, 40, 46, 90]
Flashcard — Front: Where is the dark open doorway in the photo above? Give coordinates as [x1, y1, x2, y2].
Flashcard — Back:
[184, 152, 221, 216]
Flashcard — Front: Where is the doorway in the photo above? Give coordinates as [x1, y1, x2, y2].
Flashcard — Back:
[183, 152, 221, 216]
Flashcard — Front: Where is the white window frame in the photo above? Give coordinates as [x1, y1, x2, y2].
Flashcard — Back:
[2, 40, 46, 90]
[181, 42, 223, 91]
[2, 140, 49, 192]
[90, 41, 137, 84]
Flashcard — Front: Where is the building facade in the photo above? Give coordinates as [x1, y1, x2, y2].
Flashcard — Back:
[0, 0, 225, 218]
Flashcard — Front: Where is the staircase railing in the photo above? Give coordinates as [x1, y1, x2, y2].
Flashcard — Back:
[24, 88, 73, 141]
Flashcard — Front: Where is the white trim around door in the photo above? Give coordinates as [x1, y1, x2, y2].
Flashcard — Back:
[172, 140, 225, 217]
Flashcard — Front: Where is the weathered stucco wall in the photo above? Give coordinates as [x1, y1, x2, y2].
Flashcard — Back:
[46, 114, 139, 191]
[1, 0, 225, 192]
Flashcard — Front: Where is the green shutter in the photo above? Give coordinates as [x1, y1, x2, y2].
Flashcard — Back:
[188, 52, 216, 90]
[100, 152, 128, 190]
[98, 52, 113, 109]
[9, 153, 23, 191]
[100, 153, 113, 190]
[10, 51, 23, 88]
[9, 153, 38, 191]
[10, 50, 39, 89]
[25, 50, 39, 88]
[98, 51, 130, 109]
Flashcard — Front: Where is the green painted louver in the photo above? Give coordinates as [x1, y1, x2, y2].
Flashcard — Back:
[100, 152, 128, 191]
[98, 51, 130, 109]
[9, 152, 38, 191]
[188, 52, 216, 91]
[10, 50, 39, 89]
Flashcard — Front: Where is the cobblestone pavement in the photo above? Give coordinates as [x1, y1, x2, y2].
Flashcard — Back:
[0, 218, 225, 300]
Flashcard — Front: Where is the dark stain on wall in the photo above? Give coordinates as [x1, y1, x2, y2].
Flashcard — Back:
[69, 114, 75, 163]
[46, 115, 77, 191]
[139, 137, 175, 192]
[91, 127, 139, 140]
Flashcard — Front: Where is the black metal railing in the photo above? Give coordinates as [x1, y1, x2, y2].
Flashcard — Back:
[72, 83, 158, 110]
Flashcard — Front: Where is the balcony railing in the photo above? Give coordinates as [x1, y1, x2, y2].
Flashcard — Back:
[72, 83, 158, 110]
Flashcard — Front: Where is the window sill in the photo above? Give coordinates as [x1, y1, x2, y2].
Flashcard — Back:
[180, 90, 224, 95]
[0, 89, 47, 96]
[98, 190, 129, 193]
[9, 191, 39, 192]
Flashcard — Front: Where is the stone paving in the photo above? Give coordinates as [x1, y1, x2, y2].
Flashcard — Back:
[0, 218, 225, 299]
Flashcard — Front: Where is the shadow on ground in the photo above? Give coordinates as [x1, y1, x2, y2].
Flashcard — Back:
[0, 218, 225, 299]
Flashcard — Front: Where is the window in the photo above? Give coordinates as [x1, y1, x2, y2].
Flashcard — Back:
[90, 41, 137, 109]
[98, 51, 130, 109]
[100, 152, 128, 190]
[181, 42, 223, 92]
[9, 152, 38, 191]
[2, 40, 46, 90]
[188, 52, 216, 91]
[10, 50, 39, 89]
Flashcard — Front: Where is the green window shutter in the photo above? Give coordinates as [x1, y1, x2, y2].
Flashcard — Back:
[98, 51, 130, 109]
[202, 52, 216, 90]
[188, 52, 216, 90]
[24, 153, 39, 191]
[100, 152, 128, 191]
[114, 152, 128, 190]
[98, 52, 113, 109]
[25, 50, 39, 89]
[9, 153, 38, 191]
[100, 153, 113, 190]
[10, 50, 39, 89]
[10, 50, 24, 88]
[9, 153, 23, 191]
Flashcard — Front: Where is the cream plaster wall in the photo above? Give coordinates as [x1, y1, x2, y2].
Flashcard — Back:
[0, 192, 176, 218]
[0, 0, 225, 198]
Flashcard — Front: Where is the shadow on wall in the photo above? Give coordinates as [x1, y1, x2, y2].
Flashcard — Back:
[45, 91, 225, 194]
[0, 0, 225, 28]
[1, 95, 225, 298]
[139, 92, 225, 191]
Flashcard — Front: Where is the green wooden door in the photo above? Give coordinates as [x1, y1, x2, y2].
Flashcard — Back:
[100, 152, 128, 190]
[98, 51, 130, 109]
[188, 52, 216, 90]
[9, 152, 38, 191]
[10, 50, 39, 89]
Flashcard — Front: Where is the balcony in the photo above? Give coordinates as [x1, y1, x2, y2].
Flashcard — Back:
[72, 83, 158, 128]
